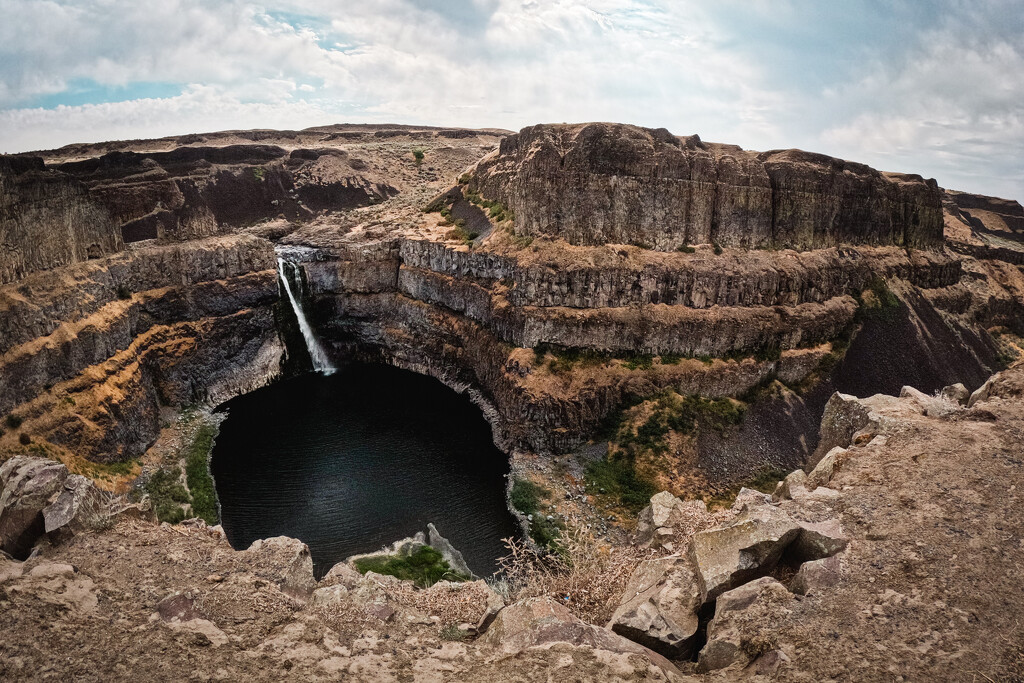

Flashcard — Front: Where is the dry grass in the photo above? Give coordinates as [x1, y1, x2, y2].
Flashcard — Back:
[387, 578, 494, 626]
[497, 519, 649, 625]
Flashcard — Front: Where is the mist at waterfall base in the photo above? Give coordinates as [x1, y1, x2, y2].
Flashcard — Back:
[210, 364, 521, 578]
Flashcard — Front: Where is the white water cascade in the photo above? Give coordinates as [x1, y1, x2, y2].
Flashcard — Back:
[277, 258, 336, 374]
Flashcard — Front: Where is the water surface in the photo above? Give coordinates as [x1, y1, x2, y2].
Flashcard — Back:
[211, 363, 520, 577]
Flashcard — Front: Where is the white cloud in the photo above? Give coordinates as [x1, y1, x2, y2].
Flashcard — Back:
[818, 21, 1024, 199]
[0, 0, 1020, 200]
[0, 86, 340, 151]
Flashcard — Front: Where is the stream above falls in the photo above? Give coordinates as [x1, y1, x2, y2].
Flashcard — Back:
[211, 363, 521, 578]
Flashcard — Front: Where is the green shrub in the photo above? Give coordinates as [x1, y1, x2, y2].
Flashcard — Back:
[156, 502, 187, 524]
[5, 414, 23, 430]
[457, 173, 471, 185]
[677, 244, 696, 254]
[713, 243, 723, 255]
[422, 195, 449, 213]
[412, 149, 425, 164]
[510, 479, 549, 516]
[545, 347, 610, 373]
[488, 202, 508, 221]
[440, 623, 467, 641]
[354, 546, 469, 588]
[103, 460, 136, 476]
[146, 468, 191, 504]
[743, 466, 792, 494]
[527, 515, 563, 550]
[859, 277, 900, 321]
[609, 392, 745, 465]
[585, 456, 658, 513]
[18, 433, 31, 446]
[445, 225, 476, 245]
[184, 423, 219, 525]
[509, 233, 533, 248]
[252, 167, 265, 181]
[622, 353, 654, 370]
[145, 467, 192, 523]
[510, 478, 562, 548]
[116, 284, 132, 300]
[659, 353, 682, 365]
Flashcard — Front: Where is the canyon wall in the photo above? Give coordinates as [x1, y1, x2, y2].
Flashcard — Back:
[468, 123, 943, 251]
[0, 157, 122, 284]
[0, 235, 282, 461]
[0, 122, 1018, 470]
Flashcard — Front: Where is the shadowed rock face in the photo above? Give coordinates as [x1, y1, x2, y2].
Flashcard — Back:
[468, 122, 943, 251]
[0, 157, 122, 284]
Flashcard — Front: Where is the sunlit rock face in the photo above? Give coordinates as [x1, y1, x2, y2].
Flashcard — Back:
[468, 122, 943, 251]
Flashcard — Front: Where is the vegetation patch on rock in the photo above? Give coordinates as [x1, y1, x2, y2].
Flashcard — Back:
[510, 478, 563, 549]
[586, 391, 747, 513]
[353, 546, 471, 588]
[184, 422, 218, 525]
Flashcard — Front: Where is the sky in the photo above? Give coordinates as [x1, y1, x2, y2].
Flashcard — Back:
[1, 0, 1021, 200]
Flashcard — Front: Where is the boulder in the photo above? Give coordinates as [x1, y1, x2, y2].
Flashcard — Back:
[607, 556, 702, 658]
[967, 377, 994, 408]
[5, 560, 98, 614]
[772, 469, 808, 502]
[481, 596, 680, 677]
[158, 591, 203, 622]
[0, 557, 24, 582]
[810, 392, 875, 469]
[788, 518, 848, 561]
[427, 523, 477, 579]
[43, 474, 109, 543]
[688, 506, 848, 603]
[901, 385, 960, 418]
[462, 579, 505, 634]
[697, 577, 794, 672]
[789, 554, 843, 596]
[688, 505, 802, 602]
[806, 447, 848, 490]
[310, 584, 349, 607]
[635, 492, 713, 551]
[940, 383, 970, 405]
[730, 487, 773, 512]
[0, 457, 69, 558]
[475, 583, 505, 634]
[242, 536, 316, 599]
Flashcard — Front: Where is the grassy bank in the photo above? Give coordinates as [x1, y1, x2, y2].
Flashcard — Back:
[145, 414, 220, 525]
[510, 478, 563, 549]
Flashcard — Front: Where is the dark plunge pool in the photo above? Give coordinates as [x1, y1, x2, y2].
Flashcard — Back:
[211, 363, 520, 578]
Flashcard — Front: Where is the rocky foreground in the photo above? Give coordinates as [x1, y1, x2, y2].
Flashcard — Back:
[2, 366, 1022, 681]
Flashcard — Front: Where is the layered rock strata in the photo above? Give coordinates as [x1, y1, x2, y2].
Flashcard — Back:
[0, 235, 281, 461]
[467, 123, 944, 251]
[0, 122, 1018, 473]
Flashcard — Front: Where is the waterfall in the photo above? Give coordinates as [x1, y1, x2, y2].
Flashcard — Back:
[277, 258, 335, 375]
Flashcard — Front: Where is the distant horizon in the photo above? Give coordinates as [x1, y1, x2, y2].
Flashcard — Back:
[2, 1, 1021, 200]
[10, 118, 1019, 202]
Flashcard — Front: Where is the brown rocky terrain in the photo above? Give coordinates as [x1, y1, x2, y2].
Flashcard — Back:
[1, 121, 1023, 680]
[1, 365, 1022, 680]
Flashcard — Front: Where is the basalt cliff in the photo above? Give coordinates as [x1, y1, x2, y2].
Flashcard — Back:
[1, 122, 1023, 680]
